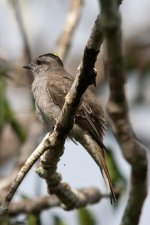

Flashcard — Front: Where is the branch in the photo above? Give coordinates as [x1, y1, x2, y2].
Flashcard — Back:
[11, 0, 32, 62]
[8, 188, 108, 216]
[0, 119, 42, 198]
[11, 0, 33, 84]
[99, 1, 148, 225]
[0, 133, 52, 217]
[0, 14, 104, 217]
[56, 0, 83, 60]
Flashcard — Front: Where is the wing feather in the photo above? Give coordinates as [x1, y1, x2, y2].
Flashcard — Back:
[47, 74, 106, 146]
[46, 73, 116, 203]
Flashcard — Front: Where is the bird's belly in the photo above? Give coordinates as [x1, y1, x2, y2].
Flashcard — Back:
[38, 96, 61, 132]
[32, 80, 61, 132]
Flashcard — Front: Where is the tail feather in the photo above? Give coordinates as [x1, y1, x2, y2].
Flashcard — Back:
[101, 167, 116, 204]
[75, 132, 116, 204]
[89, 141, 116, 203]
[97, 146, 116, 204]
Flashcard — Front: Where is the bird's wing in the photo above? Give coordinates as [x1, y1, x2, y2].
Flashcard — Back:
[47, 74, 116, 203]
[75, 98, 106, 150]
[47, 74, 106, 147]
[47, 74, 72, 108]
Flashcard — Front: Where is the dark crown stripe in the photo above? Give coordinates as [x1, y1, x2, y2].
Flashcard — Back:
[39, 53, 63, 66]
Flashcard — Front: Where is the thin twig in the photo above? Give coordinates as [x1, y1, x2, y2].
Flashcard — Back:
[99, 1, 148, 225]
[0, 133, 51, 217]
[56, 0, 83, 60]
[0, 118, 42, 198]
[11, 0, 32, 62]
[11, 0, 33, 84]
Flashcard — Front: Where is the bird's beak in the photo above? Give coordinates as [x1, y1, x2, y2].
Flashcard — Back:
[23, 63, 33, 70]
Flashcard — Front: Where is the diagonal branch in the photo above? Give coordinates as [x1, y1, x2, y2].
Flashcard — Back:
[99, 1, 148, 225]
[0, 119, 42, 199]
[11, 0, 32, 62]
[0, 133, 51, 217]
[56, 0, 84, 60]
[0, 14, 104, 217]
[36, 14, 104, 210]
[11, 0, 34, 84]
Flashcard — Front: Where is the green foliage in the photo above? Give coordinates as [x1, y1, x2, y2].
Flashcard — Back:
[53, 215, 67, 225]
[0, 73, 26, 143]
[0, 73, 5, 134]
[77, 208, 97, 225]
[52, 208, 97, 225]
[105, 147, 127, 198]
[0, 215, 10, 225]
[4, 99, 26, 143]
[27, 213, 41, 225]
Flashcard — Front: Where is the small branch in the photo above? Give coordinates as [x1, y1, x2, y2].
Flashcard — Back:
[0, 119, 42, 198]
[55, 0, 83, 60]
[0, 133, 51, 217]
[99, 1, 148, 225]
[9, 196, 59, 216]
[37, 145, 102, 210]
[11, 0, 32, 62]
[11, 0, 33, 84]
[9, 188, 107, 216]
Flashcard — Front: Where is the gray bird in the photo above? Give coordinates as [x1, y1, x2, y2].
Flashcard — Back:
[23, 53, 116, 203]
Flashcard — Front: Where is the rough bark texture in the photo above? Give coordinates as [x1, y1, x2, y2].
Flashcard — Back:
[99, 0, 148, 225]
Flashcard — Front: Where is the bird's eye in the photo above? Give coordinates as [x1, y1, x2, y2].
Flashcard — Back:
[36, 59, 42, 65]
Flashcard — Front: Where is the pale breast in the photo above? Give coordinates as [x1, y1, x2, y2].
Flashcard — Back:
[32, 77, 61, 132]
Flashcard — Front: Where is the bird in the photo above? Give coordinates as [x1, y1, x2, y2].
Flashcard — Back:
[23, 53, 116, 203]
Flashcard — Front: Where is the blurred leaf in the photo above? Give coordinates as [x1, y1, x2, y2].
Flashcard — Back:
[0, 215, 10, 225]
[0, 216, 24, 225]
[20, 194, 30, 200]
[105, 147, 127, 198]
[27, 213, 41, 225]
[4, 99, 26, 143]
[0, 72, 26, 142]
[77, 208, 97, 225]
[53, 215, 67, 225]
[0, 74, 5, 134]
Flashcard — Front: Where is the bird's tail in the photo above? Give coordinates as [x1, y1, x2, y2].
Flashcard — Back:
[93, 143, 116, 204]
[94, 142, 116, 204]
[100, 160, 116, 204]
[74, 132, 116, 204]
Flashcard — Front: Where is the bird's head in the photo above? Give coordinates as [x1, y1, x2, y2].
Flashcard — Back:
[23, 53, 63, 76]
